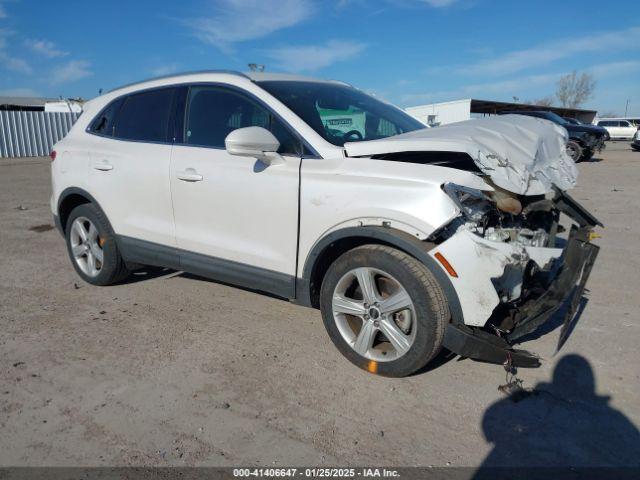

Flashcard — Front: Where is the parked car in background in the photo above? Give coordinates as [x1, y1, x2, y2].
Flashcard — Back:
[565, 117, 610, 140]
[503, 110, 607, 162]
[563, 117, 583, 125]
[50, 71, 600, 377]
[597, 119, 637, 140]
[632, 130, 640, 151]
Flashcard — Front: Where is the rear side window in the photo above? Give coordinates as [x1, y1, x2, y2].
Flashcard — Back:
[113, 88, 176, 142]
[89, 98, 123, 136]
[184, 86, 301, 155]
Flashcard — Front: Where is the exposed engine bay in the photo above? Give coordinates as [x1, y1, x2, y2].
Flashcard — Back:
[346, 115, 602, 367]
[424, 178, 601, 367]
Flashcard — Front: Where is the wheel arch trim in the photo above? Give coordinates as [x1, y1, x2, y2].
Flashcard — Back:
[56, 187, 116, 236]
[296, 226, 464, 327]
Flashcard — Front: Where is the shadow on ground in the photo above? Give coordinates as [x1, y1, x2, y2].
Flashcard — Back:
[473, 354, 640, 477]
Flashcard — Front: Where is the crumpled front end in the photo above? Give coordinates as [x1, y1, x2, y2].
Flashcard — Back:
[427, 185, 601, 367]
[345, 114, 579, 196]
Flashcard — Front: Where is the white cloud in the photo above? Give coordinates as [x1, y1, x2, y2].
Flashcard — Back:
[0, 87, 40, 97]
[150, 63, 181, 76]
[187, 0, 314, 52]
[0, 28, 32, 74]
[25, 39, 69, 58]
[51, 60, 92, 84]
[0, 54, 31, 74]
[265, 39, 366, 72]
[401, 73, 559, 105]
[588, 60, 640, 77]
[402, 60, 640, 106]
[439, 26, 640, 77]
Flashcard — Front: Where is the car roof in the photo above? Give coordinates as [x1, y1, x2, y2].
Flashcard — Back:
[109, 70, 345, 94]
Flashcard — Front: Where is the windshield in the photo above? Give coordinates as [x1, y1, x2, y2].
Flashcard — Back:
[538, 111, 568, 125]
[258, 81, 425, 146]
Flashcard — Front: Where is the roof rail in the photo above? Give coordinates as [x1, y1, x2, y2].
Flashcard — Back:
[108, 70, 250, 93]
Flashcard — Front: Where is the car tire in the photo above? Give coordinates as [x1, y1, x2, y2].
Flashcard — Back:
[65, 203, 130, 286]
[566, 140, 583, 162]
[580, 149, 594, 161]
[320, 244, 449, 377]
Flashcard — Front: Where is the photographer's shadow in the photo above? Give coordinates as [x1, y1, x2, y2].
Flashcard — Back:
[475, 354, 640, 475]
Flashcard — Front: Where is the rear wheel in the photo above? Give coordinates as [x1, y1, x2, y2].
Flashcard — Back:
[320, 245, 449, 377]
[65, 204, 129, 286]
[566, 140, 583, 162]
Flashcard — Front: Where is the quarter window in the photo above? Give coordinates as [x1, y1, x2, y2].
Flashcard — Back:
[184, 86, 301, 155]
[113, 88, 176, 142]
[89, 98, 123, 136]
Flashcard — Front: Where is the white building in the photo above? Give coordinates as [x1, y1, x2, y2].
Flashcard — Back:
[44, 100, 83, 113]
[406, 98, 598, 126]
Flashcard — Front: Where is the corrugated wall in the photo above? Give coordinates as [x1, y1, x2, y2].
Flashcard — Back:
[0, 111, 80, 158]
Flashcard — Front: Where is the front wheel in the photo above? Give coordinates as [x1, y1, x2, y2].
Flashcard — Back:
[566, 140, 583, 162]
[320, 245, 449, 377]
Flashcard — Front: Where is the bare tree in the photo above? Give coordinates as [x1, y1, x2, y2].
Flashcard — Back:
[528, 96, 555, 107]
[556, 71, 596, 108]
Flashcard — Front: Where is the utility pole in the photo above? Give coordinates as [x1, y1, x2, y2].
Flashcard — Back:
[625, 99, 630, 117]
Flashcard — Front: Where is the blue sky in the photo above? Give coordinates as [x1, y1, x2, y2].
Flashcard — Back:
[0, 0, 637, 115]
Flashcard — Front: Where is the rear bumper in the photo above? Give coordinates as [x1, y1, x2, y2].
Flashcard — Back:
[441, 192, 601, 367]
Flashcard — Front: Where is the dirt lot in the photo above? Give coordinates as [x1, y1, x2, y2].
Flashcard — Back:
[1, 143, 639, 468]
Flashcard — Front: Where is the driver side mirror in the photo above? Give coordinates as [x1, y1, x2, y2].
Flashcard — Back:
[225, 127, 283, 166]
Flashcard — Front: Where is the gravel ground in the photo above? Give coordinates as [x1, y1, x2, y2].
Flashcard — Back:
[1, 143, 639, 468]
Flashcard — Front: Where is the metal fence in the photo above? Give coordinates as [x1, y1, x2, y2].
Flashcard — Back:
[0, 111, 80, 158]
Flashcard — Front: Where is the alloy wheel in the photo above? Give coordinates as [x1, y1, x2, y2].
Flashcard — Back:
[331, 267, 417, 362]
[69, 216, 104, 278]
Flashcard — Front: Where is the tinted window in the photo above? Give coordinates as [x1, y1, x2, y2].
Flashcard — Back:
[184, 86, 300, 155]
[90, 98, 123, 136]
[620, 121, 631, 127]
[114, 88, 176, 142]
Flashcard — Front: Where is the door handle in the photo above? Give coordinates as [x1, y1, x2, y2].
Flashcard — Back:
[176, 168, 203, 182]
[93, 162, 113, 171]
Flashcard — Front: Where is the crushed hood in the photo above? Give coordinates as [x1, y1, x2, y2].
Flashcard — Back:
[344, 114, 578, 196]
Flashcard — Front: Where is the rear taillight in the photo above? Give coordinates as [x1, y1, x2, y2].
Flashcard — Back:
[50, 150, 57, 161]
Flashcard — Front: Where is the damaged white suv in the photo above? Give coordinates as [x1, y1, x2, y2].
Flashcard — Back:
[51, 71, 601, 377]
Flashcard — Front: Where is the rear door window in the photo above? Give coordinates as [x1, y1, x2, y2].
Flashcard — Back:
[113, 88, 176, 142]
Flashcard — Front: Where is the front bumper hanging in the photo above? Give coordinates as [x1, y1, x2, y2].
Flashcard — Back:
[442, 192, 601, 368]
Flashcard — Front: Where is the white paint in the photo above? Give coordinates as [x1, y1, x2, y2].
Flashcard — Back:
[429, 230, 563, 327]
[51, 71, 576, 330]
[344, 114, 578, 196]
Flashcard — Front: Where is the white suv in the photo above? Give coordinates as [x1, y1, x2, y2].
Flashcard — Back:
[51, 71, 601, 377]
[596, 119, 637, 140]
